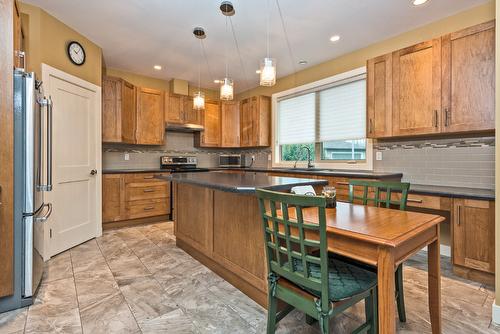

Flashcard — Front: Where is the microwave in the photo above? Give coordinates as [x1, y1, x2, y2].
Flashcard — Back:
[219, 154, 246, 168]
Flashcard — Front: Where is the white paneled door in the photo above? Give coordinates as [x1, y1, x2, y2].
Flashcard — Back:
[42, 64, 102, 258]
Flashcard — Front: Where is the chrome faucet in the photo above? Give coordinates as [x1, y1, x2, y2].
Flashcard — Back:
[293, 146, 314, 169]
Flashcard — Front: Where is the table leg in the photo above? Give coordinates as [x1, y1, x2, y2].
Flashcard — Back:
[378, 247, 396, 334]
[428, 237, 442, 333]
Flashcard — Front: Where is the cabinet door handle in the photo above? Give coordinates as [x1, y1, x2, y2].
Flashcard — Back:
[369, 119, 373, 133]
[143, 189, 155, 193]
[143, 176, 154, 179]
[143, 206, 155, 211]
[444, 108, 450, 127]
[434, 110, 438, 128]
[457, 205, 461, 226]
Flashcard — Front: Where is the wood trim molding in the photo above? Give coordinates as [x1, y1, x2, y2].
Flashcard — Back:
[0, 0, 15, 298]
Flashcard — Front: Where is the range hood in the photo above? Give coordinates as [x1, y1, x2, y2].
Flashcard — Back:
[165, 123, 205, 132]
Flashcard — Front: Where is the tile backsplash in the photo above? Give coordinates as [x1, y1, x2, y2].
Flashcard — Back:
[103, 132, 271, 169]
[373, 137, 495, 190]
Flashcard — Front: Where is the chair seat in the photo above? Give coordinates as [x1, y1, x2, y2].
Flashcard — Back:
[291, 257, 377, 302]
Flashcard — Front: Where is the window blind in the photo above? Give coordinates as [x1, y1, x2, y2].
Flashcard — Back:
[319, 79, 366, 142]
[278, 93, 315, 145]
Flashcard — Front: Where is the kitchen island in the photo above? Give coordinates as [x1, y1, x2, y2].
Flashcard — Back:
[159, 171, 328, 307]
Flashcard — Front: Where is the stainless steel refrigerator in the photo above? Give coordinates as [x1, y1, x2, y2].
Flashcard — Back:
[0, 70, 53, 312]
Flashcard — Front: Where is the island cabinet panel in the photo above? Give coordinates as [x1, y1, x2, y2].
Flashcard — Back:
[392, 39, 442, 136]
[212, 191, 266, 291]
[102, 76, 137, 143]
[175, 183, 213, 254]
[367, 53, 392, 138]
[441, 21, 495, 133]
[196, 101, 221, 147]
[136, 88, 165, 145]
[221, 101, 240, 147]
[452, 199, 495, 274]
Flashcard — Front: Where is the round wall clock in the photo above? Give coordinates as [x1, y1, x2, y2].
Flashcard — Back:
[67, 41, 86, 66]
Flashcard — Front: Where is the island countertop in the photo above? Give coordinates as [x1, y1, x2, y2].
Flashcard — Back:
[159, 171, 328, 193]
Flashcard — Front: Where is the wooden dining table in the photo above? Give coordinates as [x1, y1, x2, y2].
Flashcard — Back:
[296, 201, 445, 334]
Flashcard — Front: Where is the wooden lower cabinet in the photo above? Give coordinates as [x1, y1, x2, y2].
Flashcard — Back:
[452, 199, 495, 274]
[102, 173, 171, 225]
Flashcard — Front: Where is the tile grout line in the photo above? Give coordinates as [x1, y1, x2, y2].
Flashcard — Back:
[68, 250, 85, 334]
[96, 230, 147, 334]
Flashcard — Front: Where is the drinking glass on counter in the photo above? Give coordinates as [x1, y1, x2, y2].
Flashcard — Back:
[322, 186, 337, 208]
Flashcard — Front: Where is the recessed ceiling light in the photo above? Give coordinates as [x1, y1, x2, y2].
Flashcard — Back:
[256, 70, 261, 74]
[329, 35, 340, 43]
[412, 0, 429, 6]
[298, 60, 308, 65]
[153, 65, 162, 70]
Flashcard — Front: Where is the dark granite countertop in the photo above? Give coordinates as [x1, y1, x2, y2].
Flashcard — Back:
[210, 167, 402, 179]
[159, 171, 328, 194]
[102, 168, 167, 174]
[409, 184, 494, 200]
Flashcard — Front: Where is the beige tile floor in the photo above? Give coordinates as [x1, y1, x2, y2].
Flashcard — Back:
[0, 221, 499, 333]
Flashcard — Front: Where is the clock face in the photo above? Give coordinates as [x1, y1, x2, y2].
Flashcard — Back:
[67, 41, 86, 66]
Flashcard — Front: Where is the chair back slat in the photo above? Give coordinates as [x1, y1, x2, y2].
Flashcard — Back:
[348, 180, 410, 210]
[256, 189, 329, 298]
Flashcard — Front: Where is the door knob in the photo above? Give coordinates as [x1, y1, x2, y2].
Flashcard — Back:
[90, 169, 98, 175]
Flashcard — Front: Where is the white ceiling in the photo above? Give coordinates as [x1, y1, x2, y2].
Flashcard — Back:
[24, 0, 489, 93]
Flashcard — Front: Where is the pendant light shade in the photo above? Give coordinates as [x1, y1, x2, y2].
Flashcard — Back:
[259, 57, 276, 86]
[193, 91, 205, 110]
[220, 78, 234, 101]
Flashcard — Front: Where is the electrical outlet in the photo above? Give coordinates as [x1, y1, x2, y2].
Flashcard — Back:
[268, 154, 272, 161]
[376, 151, 383, 161]
[124, 153, 130, 161]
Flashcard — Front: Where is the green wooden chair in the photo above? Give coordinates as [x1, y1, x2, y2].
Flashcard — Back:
[256, 189, 378, 334]
[348, 180, 410, 323]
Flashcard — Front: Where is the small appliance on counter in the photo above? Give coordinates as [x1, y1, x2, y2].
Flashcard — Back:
[0, 70, 53, 313]
[218, 154, 246, 168]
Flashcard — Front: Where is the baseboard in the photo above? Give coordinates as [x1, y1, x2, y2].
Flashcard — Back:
[492, 301, 500, 326]
[102, 215, 170, 230]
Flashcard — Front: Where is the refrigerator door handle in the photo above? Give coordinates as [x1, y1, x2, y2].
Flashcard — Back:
[34, 203, 52, 223]
[38, 96, 53, 192]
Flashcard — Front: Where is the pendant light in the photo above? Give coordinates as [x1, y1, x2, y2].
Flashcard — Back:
[220, 1, 234, 100]
[193, 27, 206, 110]
[260, 0, 276, 86]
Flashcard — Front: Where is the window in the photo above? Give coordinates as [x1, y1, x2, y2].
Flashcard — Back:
[275, 68, 368, 166]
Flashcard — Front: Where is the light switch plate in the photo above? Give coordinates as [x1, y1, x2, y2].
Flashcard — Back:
[375, 151, 383, 161]
[124, 153, 130, 161]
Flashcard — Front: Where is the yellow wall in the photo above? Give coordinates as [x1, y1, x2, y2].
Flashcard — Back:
[238, 1, 495, 99]
[19, 2, 102, 86]
[105, 67, 219, 100]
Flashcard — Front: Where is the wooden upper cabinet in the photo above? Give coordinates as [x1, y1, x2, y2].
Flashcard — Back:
[136, 88, 164, 145]
[392, 39, 442, 136]
[183, 97, 201, 125]
[453, 199, 495, 274]
[367, 53, 392, 138]
[165, 94, 183, 124]
[102, 76, 136, 143]
[240, 96, 271, 147]
[240, 98, 253, 147]
[221, 101, 240, 147]
[442, 21, 495, 133]
[196, 101, 221, 147]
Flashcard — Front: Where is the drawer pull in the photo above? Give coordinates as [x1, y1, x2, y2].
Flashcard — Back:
[143, 176, 154, 179]
[407, 198, 423, 204]
[143, 189, 155, 193]
[336, 182, 349, 186]
[143, 206, 155, 211]
[457, 205, 461, 226]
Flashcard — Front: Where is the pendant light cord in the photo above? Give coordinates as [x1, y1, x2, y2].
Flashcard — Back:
[266, 0, 270, 58]
[225, 16, 229, 78]
[201, 40, 214, 84]
[229, 17, 250, 91]
[198, 39, 202, 91]
[275, 0, 297, 77]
